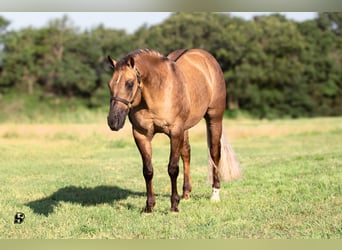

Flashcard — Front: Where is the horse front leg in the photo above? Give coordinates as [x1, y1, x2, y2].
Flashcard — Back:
[168, 128, 184, 212]
[132, 128, 155, 213]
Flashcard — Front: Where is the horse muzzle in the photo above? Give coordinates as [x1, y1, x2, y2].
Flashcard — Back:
[107, 106, 128, 131]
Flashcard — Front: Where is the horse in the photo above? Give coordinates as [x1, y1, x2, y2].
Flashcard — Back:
[107, 48, 241, 213]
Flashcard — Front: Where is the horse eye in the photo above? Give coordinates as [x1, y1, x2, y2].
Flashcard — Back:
[125, 80, 134, 90]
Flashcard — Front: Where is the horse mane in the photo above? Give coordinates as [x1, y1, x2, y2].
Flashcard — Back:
[116, 49, 167, 69]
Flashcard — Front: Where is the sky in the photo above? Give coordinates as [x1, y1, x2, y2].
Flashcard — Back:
[0, 12, 317, 33]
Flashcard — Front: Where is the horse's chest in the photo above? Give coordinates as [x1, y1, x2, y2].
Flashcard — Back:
[152, 118, 171, 134]
[130, 109, 171, 135]
[129, 109, 152, 130]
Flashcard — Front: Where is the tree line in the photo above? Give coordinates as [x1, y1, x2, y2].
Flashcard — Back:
[0, 12, 341, 118]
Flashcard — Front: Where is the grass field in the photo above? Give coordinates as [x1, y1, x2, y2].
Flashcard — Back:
[0, 115, 341, 239]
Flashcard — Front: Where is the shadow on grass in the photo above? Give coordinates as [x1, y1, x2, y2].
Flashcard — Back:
[25, 185, 145, 216]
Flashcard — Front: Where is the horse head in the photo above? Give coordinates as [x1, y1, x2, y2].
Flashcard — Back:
[107, 55, 142, 131]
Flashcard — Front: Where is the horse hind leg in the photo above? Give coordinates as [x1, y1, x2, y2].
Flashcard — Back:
[205, 112, 223, 202]
[205, 111, 241, 202]
[181, 130, 192, 200]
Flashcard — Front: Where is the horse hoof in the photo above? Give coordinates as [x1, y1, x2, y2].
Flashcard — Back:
[182, 193, 191, 201]
[210, 188, 220, 202]
[210, 196, 220, 202]
[143, 207, 153, 213]
[170, 207, 179, 213]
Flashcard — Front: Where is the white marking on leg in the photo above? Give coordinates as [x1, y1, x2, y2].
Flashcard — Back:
[210, 187, 220, 202]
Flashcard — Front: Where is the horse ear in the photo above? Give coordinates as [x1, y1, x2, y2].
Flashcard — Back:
[127, 56, 135, 69]
[108, 55, 117, 70]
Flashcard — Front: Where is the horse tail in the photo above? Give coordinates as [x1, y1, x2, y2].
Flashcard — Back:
[207, 131, 241, 184]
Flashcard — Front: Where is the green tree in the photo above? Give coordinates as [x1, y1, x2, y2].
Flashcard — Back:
[251, 15, 308, 118]
[316, 12, 342, 35]
[0, 16, 10, 90]
[225, 14, 309, 118]
[298, 14, 342, 116]
[0, 27, 42, 93]
[0, 16, 10, 62]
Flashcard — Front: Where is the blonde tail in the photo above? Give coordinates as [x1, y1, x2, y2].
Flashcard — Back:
[208, 131, 241, 184]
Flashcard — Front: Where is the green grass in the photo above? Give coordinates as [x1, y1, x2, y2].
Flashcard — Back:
[0, 116, 341, 239]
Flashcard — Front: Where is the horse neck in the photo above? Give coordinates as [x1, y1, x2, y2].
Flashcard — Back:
[136, 54, 168, 89]
[135, 54, 183, 108]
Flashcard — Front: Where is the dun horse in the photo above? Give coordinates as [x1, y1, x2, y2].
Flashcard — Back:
[107, 49, 241, 212]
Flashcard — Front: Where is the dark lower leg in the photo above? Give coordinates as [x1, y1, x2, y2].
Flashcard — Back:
[168, 162, 180, 212]
[168, 130, 183, 212]
[143, 163, 155, 212]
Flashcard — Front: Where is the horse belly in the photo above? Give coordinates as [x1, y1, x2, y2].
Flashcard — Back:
[184, 106, 208, 129]
[184, 85, 211, 129]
